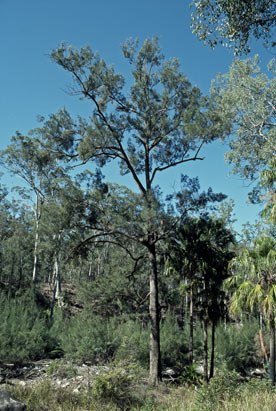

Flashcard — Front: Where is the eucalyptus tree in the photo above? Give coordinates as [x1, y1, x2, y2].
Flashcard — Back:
[227, 235, 276, 385]
[31, 37, 226, 384]
[0, 134, 71, 282]
[211, 56, 276, 203]
[38, 173, 92, 307]
[0, 183, 11, 245]
[0, 182, 34, 284]
[190, 0, 276, 54]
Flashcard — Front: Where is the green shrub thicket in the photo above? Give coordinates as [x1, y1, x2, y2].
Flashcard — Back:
[160, 311, 203, 371]
[0, 289, 56, 362]
[58, 310, 119, 363]
[114, 320, 149, 367]
[196, 368, 243, 410]
[215, 319, 263, 372]
[59, 311, 202, 371]
[0, 287, 266, 378]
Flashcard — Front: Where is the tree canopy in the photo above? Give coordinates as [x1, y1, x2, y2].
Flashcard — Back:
[26, 37, 227, 385]
[211, 56, 276, 184]
[190, 0, 276, 54]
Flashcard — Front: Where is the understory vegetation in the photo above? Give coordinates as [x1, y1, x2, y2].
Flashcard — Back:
[1, 287, 273, 410]
[0, 288, 267, 373]
[5, 366, 276, 410]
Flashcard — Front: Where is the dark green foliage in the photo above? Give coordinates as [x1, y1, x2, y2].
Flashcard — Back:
[215, 320, 262, 372]
[58, 310, 119, 363]
[195, 368, 243, 411]
[56, 310, 204, 371]
[179, 363, 203, 385]
[0, 290, 56, 362]
[114, 314, 204, 371]
[114, 320, 150, 367]
[91, 362, 144, 409]
[0, 201, 34, 285]
[160, 311, 188, 371]
[77, 255, 149, 321]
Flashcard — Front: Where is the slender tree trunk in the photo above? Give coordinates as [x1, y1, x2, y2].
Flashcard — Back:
[259, 314, 268, 364]
[259, 329, 268, 364]
[189, 286, 194, 365]
[49, 283, 57, 320]
[203, 318, 209, 382]
[50, 253, 63, 317]
[148, 243, 162, 385]
[88, 259, 93, 280]
[54, 257, 61, 299]
[180, 297, 184, 330]
[32, 195, 42, 283]
[97, 255, 101, 277]
[269, 306, 275, 386]
[32, 231, 39, 282]
[51, 234, 62, 299]
[209, 320, 215, 379]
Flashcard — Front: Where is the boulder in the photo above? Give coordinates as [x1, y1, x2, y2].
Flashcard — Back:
[0, 390, 26, 411]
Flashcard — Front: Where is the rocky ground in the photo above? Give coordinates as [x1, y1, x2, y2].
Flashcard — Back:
[0, 359, 266, 391]
[0, 360, 110, 394]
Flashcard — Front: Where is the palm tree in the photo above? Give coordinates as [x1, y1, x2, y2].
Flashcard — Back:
[167, 217, 235, 381]
[194, 218, 235, 381]
[227, 235, 276, 385]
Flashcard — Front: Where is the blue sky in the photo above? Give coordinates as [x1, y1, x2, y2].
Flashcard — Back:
[0, 0, 272, 232]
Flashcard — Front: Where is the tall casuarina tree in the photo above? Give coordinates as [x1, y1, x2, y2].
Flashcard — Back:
[41, 37, 226, 384]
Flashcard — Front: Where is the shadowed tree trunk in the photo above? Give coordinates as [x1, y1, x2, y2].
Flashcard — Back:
[148, 242, 162, 385]
[203, 318, 209, 382]
[32, 195, 43, 282]
[270, 307, 275, 386]
[209, 319, 215, 379]
[189, 286, 194, 365]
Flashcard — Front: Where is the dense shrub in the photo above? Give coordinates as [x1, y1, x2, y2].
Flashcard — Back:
[215, 319, 262, 372]
[114, 320, 150, 367]
[0, 289, 56, 362]
[59, 310, 119, 363]
[196, 368, 243, 410]
[114, 313, 200, 371]
[160, 311, 188, 371]
[91, 362, 144, 408]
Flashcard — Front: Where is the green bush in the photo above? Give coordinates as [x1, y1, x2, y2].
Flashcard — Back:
[46, 359, 78, 379]
[179, 363, 203, 385]
[0, 290, 56, 362]
[114, 320, 150, 367]
[160, 311, 188, 371]
[215, 319, 262, 372]
[91, 362, 144, 409]
[196, 368, 243, 411]
[115, 313, 203, 372]
[59, 310, 119, 363]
